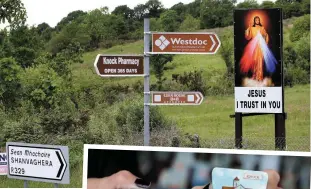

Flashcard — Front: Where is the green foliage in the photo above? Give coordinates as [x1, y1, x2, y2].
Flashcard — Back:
[46, 21, 90, 54]
[36, 22, 53, 42]
[294, 33, 310, 74]
[160, 10, 179, 32]
[186, 0, 201, 18]
[145, 0, 165, 18]
[237, 0, 259, 8]
[112, 5, 134, 20]
[290, 14, 310, 42]
[200, 0, 235, 28]
[172, 70, 207, 95]
[115, 97, 169, 141]
[13, 47, 36, 68]
[20, 64, 65, 108]
[0, 57, 22, 108]
[0, 0, 27, 27]
[170, 3, 187, 23]
[260, 1, 275, 8]
[0, 30, 13, 58]
[151, 55, 174, 90]
[150, 18, 162, 31]
[220, 29, 234, 76]
[300, 0, 310, 14]
[55, 10, 87, 32]
[179, 14, 200, 32]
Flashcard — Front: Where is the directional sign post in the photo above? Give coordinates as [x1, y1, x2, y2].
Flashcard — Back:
[6, 142, 70, 185]
[94, 54, 144, 77]
[151, 32, 221, 54]
[151, 91, 204, 106]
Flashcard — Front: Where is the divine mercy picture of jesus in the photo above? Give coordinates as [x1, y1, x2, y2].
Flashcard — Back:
[234, 9, 283, 88]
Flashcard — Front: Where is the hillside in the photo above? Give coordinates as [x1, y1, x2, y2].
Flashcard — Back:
[73, 15, 309, 151]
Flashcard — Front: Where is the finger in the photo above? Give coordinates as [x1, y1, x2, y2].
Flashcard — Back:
[263, 169, 280, 189]
[109, 170, 151, 189]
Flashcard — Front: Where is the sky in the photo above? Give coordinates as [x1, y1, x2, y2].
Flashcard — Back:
[0, 0, 271, 29]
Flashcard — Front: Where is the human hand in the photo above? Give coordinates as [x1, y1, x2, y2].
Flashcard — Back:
[87, 170, 151, 189]
[191, 170, 282, 189]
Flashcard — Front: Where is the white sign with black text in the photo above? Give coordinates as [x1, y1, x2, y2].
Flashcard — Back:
[6, 142, 70, 184]
[235, 87, 282, 113]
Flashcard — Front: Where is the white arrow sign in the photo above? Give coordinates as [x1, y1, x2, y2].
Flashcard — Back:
[6, 143, 70, 184]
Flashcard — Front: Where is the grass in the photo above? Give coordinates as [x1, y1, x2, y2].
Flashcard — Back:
[159, 84, 310, 151]
[0, 165, 83, 188]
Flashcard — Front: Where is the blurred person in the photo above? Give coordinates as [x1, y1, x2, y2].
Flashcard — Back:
[298, 157, 311, 189]
[156, 152, 195, 188]
[238, 154, 260, 170]
[258, 155, 281, 172]
[190, 160, 211, 186]
[279, 156, 300, 189]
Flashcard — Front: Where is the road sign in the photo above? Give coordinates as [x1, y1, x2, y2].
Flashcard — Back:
[6, 142, 70, 184]
[0, 152, 7, 175]
[94, 54, 144, 77]
[151, 91, 204, 105]
[151, 32, 221, 54]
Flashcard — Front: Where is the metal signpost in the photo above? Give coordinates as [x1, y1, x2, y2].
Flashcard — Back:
[151, 91, 204, 106]
[6, 142, 70, 187]
[94, 15, 220, 146]
[143, 17, 151, 146]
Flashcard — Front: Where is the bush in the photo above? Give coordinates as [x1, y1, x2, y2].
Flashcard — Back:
[172, 70, 207, 95]
[285, 66, 309, 85]
[290, 14, 310, 42]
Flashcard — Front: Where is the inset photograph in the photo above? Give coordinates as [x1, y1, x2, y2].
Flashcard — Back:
[84, 145, 311, 189]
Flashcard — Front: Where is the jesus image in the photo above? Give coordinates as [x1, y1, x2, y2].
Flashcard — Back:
[239, 16, 278, 87]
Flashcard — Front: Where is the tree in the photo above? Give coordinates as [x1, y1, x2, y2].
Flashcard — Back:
[0, 0, 27, 27]
[55, 10, 87, 31]
[9, 26, 43, 50]
[237, 0, 259, 8]
[200, 0, 236, 28]
[290, 14, 310, 42]
[160, 10, 179, 32]
[151, 55, 173, 90]
[0, 57, 22, 108]
[179, 14, 200, 32]
[220, 29, 234, 76]
[301, 0, 310, 14]
[36, 22, 53, 42]
[145, 0, 165, 18]
[133, 4, 147, 21]
[260, 1, 275, 8]
[171, 2, 187, 22]
[112, 5, 134, 19]
[186, 0, 201, 18]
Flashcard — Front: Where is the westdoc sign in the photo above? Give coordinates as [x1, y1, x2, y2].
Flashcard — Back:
[151, 32, 221, 54]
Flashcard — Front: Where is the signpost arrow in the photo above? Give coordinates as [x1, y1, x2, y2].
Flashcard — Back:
[151, 32, 221, 54]
[94, 54, 144, 77]
[151, 91, 204, 105]
[6, 142, 70, 184]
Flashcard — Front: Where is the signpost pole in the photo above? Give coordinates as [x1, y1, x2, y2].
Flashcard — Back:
[144, 15, 150, 146]
[24, 180, 28, 188]
[235, 113, 243, 149]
